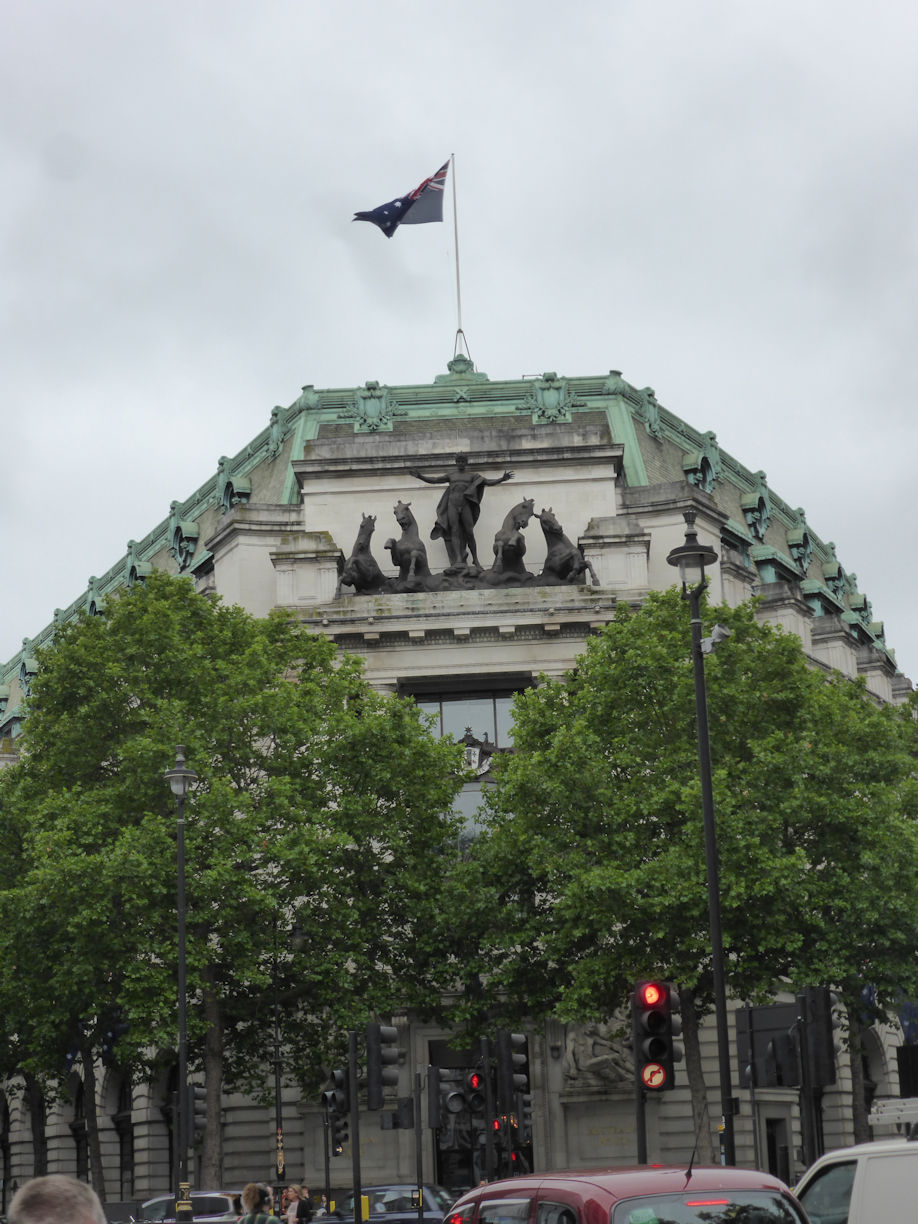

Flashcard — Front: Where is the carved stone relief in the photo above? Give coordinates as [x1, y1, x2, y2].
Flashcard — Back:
[562, 1019, 633, 1087]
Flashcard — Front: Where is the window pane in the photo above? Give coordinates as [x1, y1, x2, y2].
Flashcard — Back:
[441, 697, 496, 744]
[479, 1198, 532, 1224]
[495, 695, 515, 746]
[612, 1190, 805, 1223]
[454, 782, 490, 841]
[537, 1204, 578, 1224]
[416, 701, 442, 736]
[797, 1160, 856, 1220]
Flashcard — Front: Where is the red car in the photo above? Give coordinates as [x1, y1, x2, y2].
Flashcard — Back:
[445, 1165, 808, 1224]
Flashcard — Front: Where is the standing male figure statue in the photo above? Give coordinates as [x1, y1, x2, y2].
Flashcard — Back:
[409, 452, 514, 574]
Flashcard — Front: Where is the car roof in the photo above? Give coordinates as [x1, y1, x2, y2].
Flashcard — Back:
[364, 1184, 444, 1191]
[453, 1165, 792, 1204]
[803, 1139, 918, 1165]
[143, 1191, 240, 1198]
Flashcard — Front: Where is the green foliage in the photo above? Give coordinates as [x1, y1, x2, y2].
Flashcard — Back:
[0, 572, 464, 1099]
[469, 589, 918, 1029]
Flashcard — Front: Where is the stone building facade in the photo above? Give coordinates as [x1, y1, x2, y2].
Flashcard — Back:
[0, 355, 912, 1209]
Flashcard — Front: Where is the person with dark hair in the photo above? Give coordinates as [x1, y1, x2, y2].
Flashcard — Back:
[8, 1174, 106, 1224]
[239, 1181, 279, 1222]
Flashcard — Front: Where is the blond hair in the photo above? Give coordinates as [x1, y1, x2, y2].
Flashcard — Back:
[9, 1175, 106, 1224]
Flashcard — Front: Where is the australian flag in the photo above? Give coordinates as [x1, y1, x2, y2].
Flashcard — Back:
[353, 160, 449, 238]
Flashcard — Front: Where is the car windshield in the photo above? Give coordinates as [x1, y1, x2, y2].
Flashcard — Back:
[611, 1189, 806, 1223]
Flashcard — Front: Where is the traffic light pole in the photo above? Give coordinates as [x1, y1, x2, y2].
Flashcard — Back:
[323, 1112, 331, 1222]
[349, 1030, 362, 1224]
[414, 1073, 424, 1224]
[481, 1038, 496, 1181]
[635, 1086, 647, 1164]
[795, 996, 818, 1168]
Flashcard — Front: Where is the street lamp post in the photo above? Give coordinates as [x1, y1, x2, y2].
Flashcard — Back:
[272, 916, 304, 1191]
[272, 920, 286, 1188]
[165, 746, 198, 1222]
[667, 509, 736, 1166]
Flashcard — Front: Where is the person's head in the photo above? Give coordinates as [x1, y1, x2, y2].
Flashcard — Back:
[288, 1184, 302, 1202]
[8, 1175, 106, 1224]
[242, 1182, 273, 1213]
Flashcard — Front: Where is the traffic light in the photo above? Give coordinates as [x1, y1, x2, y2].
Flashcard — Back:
[465, 1069, 486, 1115]
[431, 1067, 465, 1125]
[764, 1032, 800, 1088]
[496, 1031, 529, 1113]
[517, 1090, 533, 1145]
[366, 1022, 400, 1110]
[322, 1068, 350, 1154]
[186, 1084, 207, 1137]
[898, 1045, 918, 1098]
[803, 987, 840, 1087]
[632, 980, 682, 1092]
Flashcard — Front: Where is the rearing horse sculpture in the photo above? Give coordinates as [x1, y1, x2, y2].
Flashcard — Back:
[384, 501, 433, 589]
[336, 513, 388, 596]
[537, 506, 599, 585]
[487, 498, 535, 584]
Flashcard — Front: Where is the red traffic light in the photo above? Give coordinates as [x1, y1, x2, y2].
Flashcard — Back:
[465, 1069, 485, 1113]
[633, 980, 682, 1093]
[639, 981, 663, 1008]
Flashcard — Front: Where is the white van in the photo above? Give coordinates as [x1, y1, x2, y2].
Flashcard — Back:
[794, 1138, 918, 1222]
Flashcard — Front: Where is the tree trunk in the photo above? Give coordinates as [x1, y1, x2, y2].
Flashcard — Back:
[847, 1004, 871, 1143]
[79, 1041, 107, 1202]
[201, 967, 224, 1186]
[680, 987, 715, 1163]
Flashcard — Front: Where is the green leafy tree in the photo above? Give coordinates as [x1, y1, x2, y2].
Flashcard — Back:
[468, 590, 918, 1158]
[0, 572, 464, 1186]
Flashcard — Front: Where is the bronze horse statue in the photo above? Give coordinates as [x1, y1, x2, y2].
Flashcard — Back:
[384, 501, 433, 589]
[336, 513, 388, 596]
[537, 507, 598, 585]
[486, 498, 535, 584]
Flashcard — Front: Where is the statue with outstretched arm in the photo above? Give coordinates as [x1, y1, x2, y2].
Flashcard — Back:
[408, 452, 514, 573]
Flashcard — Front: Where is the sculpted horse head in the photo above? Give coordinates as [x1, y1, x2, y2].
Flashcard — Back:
[507, 497, 536, 530]
[539, 506, 562, 533]
[393, 500, 417, 532]
[354, 512, 376, 546]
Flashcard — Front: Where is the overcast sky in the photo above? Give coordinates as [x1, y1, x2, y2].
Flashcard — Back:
[3, 1, 917, 682]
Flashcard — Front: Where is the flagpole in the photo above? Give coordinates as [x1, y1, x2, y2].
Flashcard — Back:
[451, 153, 470, 361]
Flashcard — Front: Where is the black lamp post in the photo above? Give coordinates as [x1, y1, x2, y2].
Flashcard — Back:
[165, 746, 198, 1221]
[272, 918, 286, 1188]
[666, 510, 736, 1166]
[271, 915, 305, 1190]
